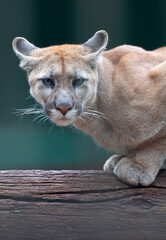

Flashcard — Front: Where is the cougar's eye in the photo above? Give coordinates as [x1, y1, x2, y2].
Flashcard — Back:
[40, 78, 55, 88]
[72, 78, 87, 88]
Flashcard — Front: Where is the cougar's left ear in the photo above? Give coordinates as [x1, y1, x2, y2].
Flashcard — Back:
[12, 37, 39, 71]
[83, 30, 108, 65]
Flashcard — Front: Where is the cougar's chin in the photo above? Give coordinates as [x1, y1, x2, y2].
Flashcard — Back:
[48, 112, 79, 126]
[51, 117, 74, 126]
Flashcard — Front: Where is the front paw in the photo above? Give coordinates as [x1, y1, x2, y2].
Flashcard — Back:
[103, 154, 123, 172]
[113, 158, 155, 186]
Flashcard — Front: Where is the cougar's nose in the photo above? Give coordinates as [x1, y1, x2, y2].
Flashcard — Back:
[55, 103, 73, 115]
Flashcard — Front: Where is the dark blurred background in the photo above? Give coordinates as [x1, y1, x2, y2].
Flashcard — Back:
[0, 0, 166, 170]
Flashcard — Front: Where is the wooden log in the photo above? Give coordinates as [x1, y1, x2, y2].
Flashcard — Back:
[0, 170, 165, 240]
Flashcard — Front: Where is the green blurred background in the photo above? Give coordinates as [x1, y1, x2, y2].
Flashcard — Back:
[0, 0, 166, 170]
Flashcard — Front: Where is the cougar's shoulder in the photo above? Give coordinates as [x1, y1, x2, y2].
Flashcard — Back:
[103, 44, 145, 64]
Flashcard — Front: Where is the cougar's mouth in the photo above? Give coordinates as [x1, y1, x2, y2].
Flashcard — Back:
[45, 107, 81, 126]
[51, 116, 73, 126]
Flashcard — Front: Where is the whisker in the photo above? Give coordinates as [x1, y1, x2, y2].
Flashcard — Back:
[26, 95, 33, 100]
[83, 108, 98, 115]
[83, 109, 110, 121]
[85, 106, 109, 116]
[78, 115, 86, 122]
[49, 123, 56, 133]
[35, 115, 48, 126]
[32, 114, 45, 123]
[85, 109, 104, 115]
[43, 116, 49, 123]
[15, 108, 44, 116]
[83, 112, 100, 118]
[14, 104, 48, 126]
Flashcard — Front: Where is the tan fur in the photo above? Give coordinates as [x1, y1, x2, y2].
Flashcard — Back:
[12, 31, 166, 186]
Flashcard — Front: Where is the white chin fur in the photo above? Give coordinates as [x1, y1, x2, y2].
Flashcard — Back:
[49, 116, 74, 126]
[49, 109, 78, 126]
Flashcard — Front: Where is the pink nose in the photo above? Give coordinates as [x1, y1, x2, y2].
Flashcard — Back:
[56, 104, 73, 115]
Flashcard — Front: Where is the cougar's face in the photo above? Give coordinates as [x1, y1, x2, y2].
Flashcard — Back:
[13, 31, 108, 126]
[28, 47, 98, 126]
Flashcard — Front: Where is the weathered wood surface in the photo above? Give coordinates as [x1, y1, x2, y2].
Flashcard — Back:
[0, 170, 165, 240]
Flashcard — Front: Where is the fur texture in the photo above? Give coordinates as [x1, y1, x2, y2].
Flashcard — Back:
[12, 30, 166, 186]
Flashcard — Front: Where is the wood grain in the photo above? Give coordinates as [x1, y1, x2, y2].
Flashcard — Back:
[0, 170, 165, 240]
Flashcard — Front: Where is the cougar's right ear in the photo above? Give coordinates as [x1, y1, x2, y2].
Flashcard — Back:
[83, 30, 108, 66]
[12, 37, 39, 71]
[83, 30, 108, 53]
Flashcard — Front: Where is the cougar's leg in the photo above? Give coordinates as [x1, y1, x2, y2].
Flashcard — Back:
[106, 138, 166, 186]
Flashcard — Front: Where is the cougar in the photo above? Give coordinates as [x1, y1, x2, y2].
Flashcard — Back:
[12, 30, 166, 186]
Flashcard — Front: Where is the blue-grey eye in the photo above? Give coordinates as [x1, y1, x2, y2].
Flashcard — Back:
[40, 78, 55, 88]
[72, 78, 86, 88]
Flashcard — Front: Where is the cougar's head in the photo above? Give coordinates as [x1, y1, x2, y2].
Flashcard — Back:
[12, 31, 108, 126]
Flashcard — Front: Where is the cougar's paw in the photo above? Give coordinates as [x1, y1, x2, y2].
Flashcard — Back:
[103, 155, 123, 172]
[113, 158, 155, 186]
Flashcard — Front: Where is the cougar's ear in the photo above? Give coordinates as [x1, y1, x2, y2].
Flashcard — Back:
[83, 30, 108, 65]
[12, 37, 39, 71]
